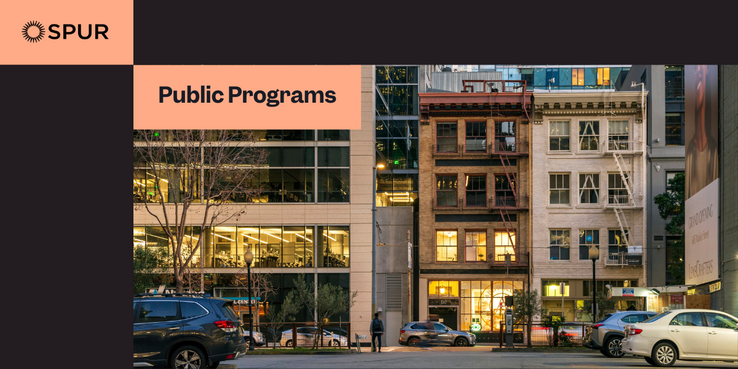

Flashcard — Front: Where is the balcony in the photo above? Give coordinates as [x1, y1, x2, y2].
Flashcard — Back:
[601, 140, 643, 155]
[605, 252, 642, 267]
[489, 195, 529, 211]
[604, 195, 641, 209]
[490, 140, 529, 157]
[488, 251, 529, 267]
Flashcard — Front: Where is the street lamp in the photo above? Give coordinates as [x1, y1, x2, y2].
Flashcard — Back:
[588, 245, 599, 321]
[244, 249, 254, 351]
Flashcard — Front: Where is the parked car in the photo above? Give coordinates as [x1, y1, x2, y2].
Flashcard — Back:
[242, 327, 266, 347]
[398, 321, 476, 347]
[584, 311, 658, 358]
[280, 327, 348, 347]
[621, 309, 738, 366]
[133, 293, 247, 369]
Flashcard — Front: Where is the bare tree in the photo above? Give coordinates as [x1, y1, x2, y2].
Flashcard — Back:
[134, 130, 267, 293]
[265, 294, 298, 348]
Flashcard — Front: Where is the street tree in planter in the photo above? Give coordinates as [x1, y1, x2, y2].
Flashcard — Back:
[512, 289, 542, 348]
[291, 274, 357, 348]
[133, 130, 266, 293]
[653, 173, 685, 285]
[265, 294, 299, 348]
[133, 246, 170, 294]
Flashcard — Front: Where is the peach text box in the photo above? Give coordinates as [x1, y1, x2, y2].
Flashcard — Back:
[134, 65, 361, 129]
[0, 0, 133, 65]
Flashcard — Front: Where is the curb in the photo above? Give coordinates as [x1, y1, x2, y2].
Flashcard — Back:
[243, 349, 358, 355]
[492, 347, 590, 353]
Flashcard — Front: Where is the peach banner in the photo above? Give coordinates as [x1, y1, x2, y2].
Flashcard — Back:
[133, 65, 361, 129]
[0, 0, 133, 65]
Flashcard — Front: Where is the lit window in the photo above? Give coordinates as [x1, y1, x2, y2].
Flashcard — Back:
[436, 231, 458, 262]
[494, 231, 516, 262]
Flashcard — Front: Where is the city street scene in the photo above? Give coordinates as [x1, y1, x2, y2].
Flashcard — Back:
[134, 65, 738, 369]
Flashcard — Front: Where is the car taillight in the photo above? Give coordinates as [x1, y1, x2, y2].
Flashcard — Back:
[214, 320, 238, 333]
[400, 330, 405, 334]
[627, 327, 642, 335]
[591, 324, 603, 329]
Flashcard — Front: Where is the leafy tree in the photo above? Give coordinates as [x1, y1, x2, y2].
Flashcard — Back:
[290, 274, 357, 348]
[265, 294, 299, 347]
[133, 247, 170, 294]
[513, 289, 542, 348]
[578, 290, 616, 323]
[653, 173, 685, 284]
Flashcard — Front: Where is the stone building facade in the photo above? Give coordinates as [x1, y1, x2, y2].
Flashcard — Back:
[417, 81, 532, 343]
[531, 91, 648, 322]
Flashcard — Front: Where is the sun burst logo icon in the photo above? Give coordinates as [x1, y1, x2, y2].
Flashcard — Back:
[22, 21, 45, 43]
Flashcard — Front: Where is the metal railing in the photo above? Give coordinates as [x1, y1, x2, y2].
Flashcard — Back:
[500, 323, 588, 347]
[606, 194, 633, 207]
[602, 140, 642, 153]
[247, 322, 352, 349]
[489, 195, 529, 209]
[605, 252, 628, 266]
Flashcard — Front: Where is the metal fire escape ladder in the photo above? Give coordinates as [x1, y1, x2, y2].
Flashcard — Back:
[498, 143, 518, 205]
[611, 152, 633, 249]
[499, 208, 517, 262]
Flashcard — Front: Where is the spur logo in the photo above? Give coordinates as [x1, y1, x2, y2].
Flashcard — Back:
[22, 20, 109, 43]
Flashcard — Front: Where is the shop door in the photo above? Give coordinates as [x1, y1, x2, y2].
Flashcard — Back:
[429, 306, 458, 331]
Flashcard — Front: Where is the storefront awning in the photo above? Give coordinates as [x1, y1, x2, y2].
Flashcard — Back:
[608, 287, 659, 298]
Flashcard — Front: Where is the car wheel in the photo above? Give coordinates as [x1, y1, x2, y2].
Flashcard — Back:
[605, 336, 625, 358]
[645, 357, 655, 366]
[454, 338, 468, 347]
[652, 342, 677, 367]
[330, 340, 340, 347]
[408, 337, 420, 347]
[171, 345, 205, 369]
[285, 340, 293, 347]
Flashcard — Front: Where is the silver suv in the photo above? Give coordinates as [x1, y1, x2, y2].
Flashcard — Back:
[399, 322, 476, 347]
[584, 311, 657, 358]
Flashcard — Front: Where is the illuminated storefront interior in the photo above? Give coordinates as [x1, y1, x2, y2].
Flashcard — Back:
[429, 280, 523, 333]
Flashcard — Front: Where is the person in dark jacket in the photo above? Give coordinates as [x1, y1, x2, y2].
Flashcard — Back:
[370, 312, 384, 352]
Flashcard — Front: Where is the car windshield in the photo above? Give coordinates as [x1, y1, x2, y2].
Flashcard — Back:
[643, 311, 673, 323]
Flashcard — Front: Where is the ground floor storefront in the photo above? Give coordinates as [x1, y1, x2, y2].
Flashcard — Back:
[420, 277, 527, 343]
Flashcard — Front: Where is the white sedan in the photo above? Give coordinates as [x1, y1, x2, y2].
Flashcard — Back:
[621, 309, 738, 366]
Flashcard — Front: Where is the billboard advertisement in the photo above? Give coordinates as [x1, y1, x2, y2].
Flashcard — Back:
[684, 65, 719, 286]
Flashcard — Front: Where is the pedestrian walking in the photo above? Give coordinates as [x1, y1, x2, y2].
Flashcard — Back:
[370, 312, 384, 352]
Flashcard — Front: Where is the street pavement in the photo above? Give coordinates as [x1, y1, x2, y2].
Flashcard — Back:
[229, 347, 738, 368]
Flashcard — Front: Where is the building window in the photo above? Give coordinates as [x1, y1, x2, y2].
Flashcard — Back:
[579, 121, 599, 151]
[608, 173, 629, 205]
[317, 130, 350, 141]
[542, 280, 570, 297]
[583, 280, 638, 297]
[549, 174, 570, 205]
[608, 121, 629, 150]
[436, 175, 458, 207]
[608, 229, 629, 261]
[465, 231, 487, 262]
[465, 175, 486, 207]
[579, 173, 600, 204]
[436, 231, 458, 262]
[318, 169, 350, 202]
[465, 121, 487, 152]
[317, 226, 350, 267]
[572, 68, 584, 86]
[597, 68, 611, 87]
[494, 121, 516, 152]
[549, 229, 570, 260]
[494, 231, 516, 262]
[579, 229, 599, 260]
[436, 122, 458, 153]
[429, 280, 459, 301]
[664, 65, 684, 101]
[494, 175, 516, 207]
[549, 121, 570, 151]
[665, 113, 684, 146]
